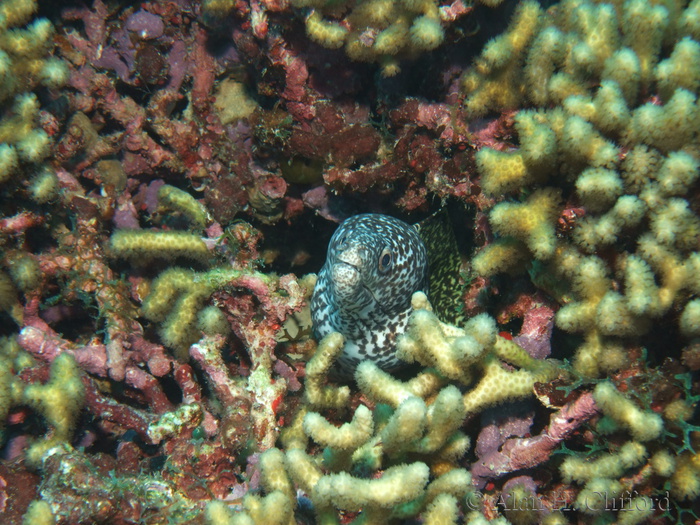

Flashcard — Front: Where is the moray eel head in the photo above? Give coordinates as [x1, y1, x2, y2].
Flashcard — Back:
[311, 214, 429, 374]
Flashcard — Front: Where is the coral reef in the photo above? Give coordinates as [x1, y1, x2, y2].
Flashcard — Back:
[206, 324, 477, 523]
[197, 293, 558, 522]
[0, 0, 697, 523]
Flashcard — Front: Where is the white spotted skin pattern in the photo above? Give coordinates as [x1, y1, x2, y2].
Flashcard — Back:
[311, 214, 429, 376]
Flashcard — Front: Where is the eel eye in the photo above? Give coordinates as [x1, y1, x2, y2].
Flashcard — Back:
[378, 248, 393, 272]
[335, 233, 348, 248]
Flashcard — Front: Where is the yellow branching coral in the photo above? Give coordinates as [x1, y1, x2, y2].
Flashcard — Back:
[28, 165, 59, 203]
[467, 0, 700, 377]
[472, 237, 530, 277]
[378, 396, 427, 454]
[208, 434, 472, 523]
[592, 381, 663, 441]
[303, 331, 351, 409]
[295, 0, 460, 76]
[303, 404, 374, 450]
[476, 110, 557, 196]
[236, 295, 509, 522]
[206, 493, 293, 525]
[0, 0, 67, 196]
[211, 282, 551, 521]
[259, 448, 296, 504]
[22, 500, 55, 525]
[141, 268, 218, 358]
[422, 493, 459, 525]
[488, 188, 562, 260]
[556, 380, 689, 523]
[305, 10, 348, 50]
[354, 359, 445, 409]
[461, 0, 543, 115]
[138, 265, 302, 360]
[313, 462, 430, 511]
[670, 452, 700, 500]
[23, 352, 85, 466]
[0, 269, 21, 322]
[396, 292, 557, 415]
[156, 184, 212, 230]
[560, 441, 647, 483]
[0, 336, 28, 439]
[109, 230, 212, 264]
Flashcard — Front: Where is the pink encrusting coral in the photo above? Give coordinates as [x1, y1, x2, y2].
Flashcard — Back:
[0, 0, 698, 523]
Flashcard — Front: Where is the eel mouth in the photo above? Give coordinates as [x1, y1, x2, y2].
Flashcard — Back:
[331, 261, 361, 289]
[331, 262, 389, 316]
[330, 257, 392, 318]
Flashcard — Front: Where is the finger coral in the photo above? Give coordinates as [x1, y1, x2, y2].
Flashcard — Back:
[394, 292, 558, 415]
[156, 184, 212, 230]
[21, 352, 85, 465]
[109, 230, 212, 265]
[592, 381, 663, 442]
[0, 0, 66, 200]
[467, 0, 700, 378]
[295, 0, 481, 76]
[216, 294, 555, 523]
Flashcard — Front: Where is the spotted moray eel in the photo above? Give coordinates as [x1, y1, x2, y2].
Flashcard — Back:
[311, 214, 429, 376]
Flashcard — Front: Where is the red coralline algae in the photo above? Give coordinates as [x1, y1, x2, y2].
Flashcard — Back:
[125, 9, 165, 40]
[0, 464, 39, 521]
[472, 393, 599, 488]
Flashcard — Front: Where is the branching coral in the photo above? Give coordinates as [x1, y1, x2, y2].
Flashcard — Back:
[551, 375, 700, 522]
[301, 0, 442, 76]
[393, 292, 558, 415]
[466, 0, 700, 377]
[461, 0, 543, 115]
[109, 223, 310, 450]
[155, 184, 212, 231]
[0, 333, 86, 469]
[294, 0, 480, 76]
[592, 381, 663, 442]
[22, 353, 84, 465]
[204, 293, 557, 523]
[460, 1, 700, 511]
[233, 434, 472, 524]
[109, 230, 212, 265]
[0, 0, 67, 192]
